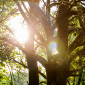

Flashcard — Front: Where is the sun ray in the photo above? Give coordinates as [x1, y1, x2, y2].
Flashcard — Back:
[7, 15, 29, 44]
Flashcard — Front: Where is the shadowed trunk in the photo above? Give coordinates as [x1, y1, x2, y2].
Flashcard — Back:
[46, 1, 69, 84]
[26, 57, 39, 85]
[46, 61, 69, 85]
[25, 25, 39, 85]
[46, 63, 56, 85]
[25, 31, 39, 85]
[57, 3, 69, 61]
[25, 37, 39, 85]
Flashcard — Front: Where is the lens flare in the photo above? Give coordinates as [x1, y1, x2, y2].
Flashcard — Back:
[48, 42, 58, 55]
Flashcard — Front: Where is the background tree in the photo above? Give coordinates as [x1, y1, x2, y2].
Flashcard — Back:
[0, 0, 85, 85]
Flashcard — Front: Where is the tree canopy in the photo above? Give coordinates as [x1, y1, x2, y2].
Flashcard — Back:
[0, 0, 85, 85]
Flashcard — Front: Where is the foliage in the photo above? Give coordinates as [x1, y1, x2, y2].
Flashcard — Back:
[0, 0, 85, 85]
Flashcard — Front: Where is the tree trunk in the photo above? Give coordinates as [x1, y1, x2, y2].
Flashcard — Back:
[46, 62, 68, 85]
[46, 63, 56, 85]
[46, 1, 69, 85]
[25, 28, 39, 85]
[57, 3, 69, 61]
[26, 57, 39, 85]
[25, 35, 39, 85]
[26, 43, 39, 85]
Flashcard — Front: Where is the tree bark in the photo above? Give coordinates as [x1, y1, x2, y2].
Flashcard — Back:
[26, 57, 39, 85]
[57, 3, 69, 61]
[25, 37, 39, 85]
[46, 62, 68, 85]
[25, 32, 39, 85]
[25, 20, 39, 85]
[46, 1, 70, 85]
[46, 63, 56, 85]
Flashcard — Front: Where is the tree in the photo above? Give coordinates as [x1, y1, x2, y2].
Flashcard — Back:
[0, 0, 85, 85]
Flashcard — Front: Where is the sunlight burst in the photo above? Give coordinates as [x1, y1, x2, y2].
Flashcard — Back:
[14, 27, 28, 43]
[7, 15, 29, 43]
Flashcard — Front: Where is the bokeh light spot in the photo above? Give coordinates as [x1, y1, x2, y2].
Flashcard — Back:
[48, 42, 58, 55]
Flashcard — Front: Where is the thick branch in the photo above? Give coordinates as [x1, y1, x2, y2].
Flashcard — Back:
[70, 74, 79, 77]
[39, 81, 47, 84]
[0, 10, 18, 23]
[48, 2, 61, 8]
[68, 47, 85, 64]
[13, 59, 28, 68]
[38, 71, 46, 79]
[5, 25, 14, 35]
[3, 37, 47, 68]
[34, 54, 47, 68]
[15, 1, 46, 44]
[21, 1, 29, 14]
[69, 69, 81, 74]
[13, 58, 46, 79]
[69, 31, 85, 53]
